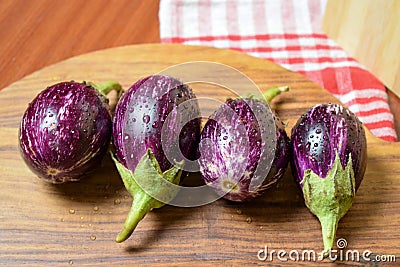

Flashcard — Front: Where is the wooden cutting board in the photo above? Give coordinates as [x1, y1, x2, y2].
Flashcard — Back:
[0, 44, 399, 266]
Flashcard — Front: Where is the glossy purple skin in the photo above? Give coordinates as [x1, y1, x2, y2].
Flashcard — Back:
[291, 103, 367, 191]
[199, 98, 291, 202]
[112, 75, 201, 172]
[19, 82, 112, 184]
[112, 77, 149, 167]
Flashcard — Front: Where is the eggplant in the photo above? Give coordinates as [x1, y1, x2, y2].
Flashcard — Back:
[291, 103, 367, 253]
[19, 81, 122, 184]
[198, 87, 290, 202]
[112, 75, 200, 242]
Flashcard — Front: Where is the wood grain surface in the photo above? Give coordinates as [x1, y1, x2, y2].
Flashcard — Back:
[0, 44, 399, 266]
[0, 0, 160, 91]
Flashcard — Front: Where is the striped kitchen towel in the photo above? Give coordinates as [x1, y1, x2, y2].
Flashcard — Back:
[159, 0, 397, 142]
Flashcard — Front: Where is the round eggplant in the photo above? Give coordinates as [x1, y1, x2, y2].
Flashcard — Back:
[19, 81, 121, 184]
[198, 87, 291, 202]
[112, 75, 201, 242]
[291, 103, 367, 253]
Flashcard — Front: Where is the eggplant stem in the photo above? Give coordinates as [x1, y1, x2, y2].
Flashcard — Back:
[262, 86, 290, 103]
[111, 150, 182, 243]
[115, 193, 154, 243]
[318, 212, 340, 257]
[88, 81, 122, 97]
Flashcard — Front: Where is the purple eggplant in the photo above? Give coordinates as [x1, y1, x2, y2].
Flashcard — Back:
[198, 86, 291, 202]
[19, 81, 122, 184]
[112, 75, 200, 242]
[291, 103, 367, 253]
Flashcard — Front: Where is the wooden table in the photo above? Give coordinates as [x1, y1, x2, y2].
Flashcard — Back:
[0, 0, 160, 90]
[1, 1, 400, 266]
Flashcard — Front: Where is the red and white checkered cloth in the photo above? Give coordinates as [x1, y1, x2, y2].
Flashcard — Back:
[159, 0, 397, 142]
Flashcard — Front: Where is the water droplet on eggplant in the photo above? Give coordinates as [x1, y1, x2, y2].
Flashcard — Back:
[143, 115, 150, 123]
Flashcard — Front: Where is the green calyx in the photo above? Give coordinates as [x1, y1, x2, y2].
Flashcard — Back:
[241, 86, 289, 103]
[87, 80, 122, 98]
[111, 149, 183, 243]
[262, 86, 290, 103]
[301, 151, 355, 255]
